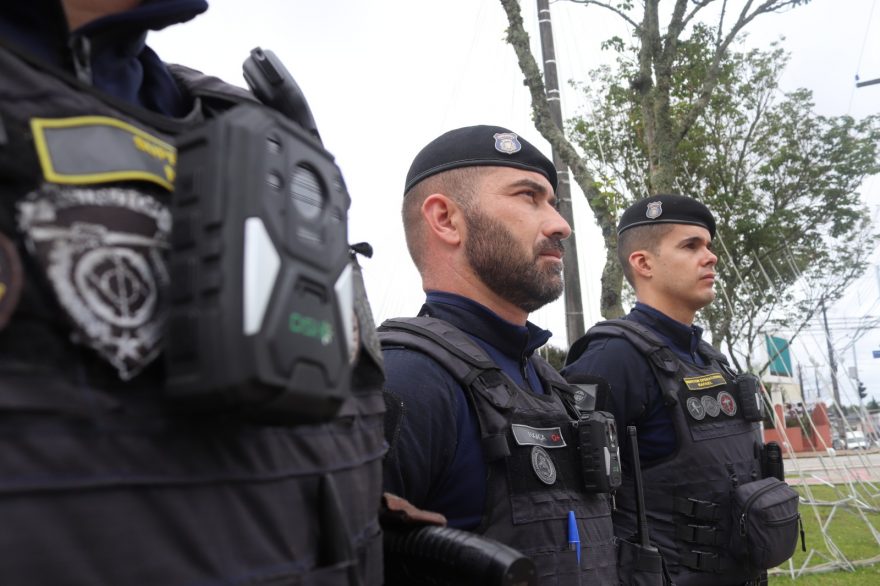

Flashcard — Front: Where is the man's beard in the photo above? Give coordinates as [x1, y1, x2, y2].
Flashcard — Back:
[464, 208, 565, 313]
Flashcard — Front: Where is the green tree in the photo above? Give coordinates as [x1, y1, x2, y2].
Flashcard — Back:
[568, 38, 880, 371]
[499, 0, 814, 319]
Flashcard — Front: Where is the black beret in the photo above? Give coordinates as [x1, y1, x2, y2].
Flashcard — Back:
[404, 125, 557, 194]
[617, 194, 716, 238]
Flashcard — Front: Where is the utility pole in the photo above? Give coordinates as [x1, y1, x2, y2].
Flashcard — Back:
[536, 0, 584, 346]
[821, 298, 841, 407]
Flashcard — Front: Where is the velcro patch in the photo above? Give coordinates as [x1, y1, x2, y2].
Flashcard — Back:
[683, 373, 726, 391]
[31, 116, 176, 191]
[511, 424, 567, 448]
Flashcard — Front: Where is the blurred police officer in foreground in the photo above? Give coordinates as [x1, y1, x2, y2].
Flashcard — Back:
[0, 1, 385, 583]
[563, 195, 798, 585]
[378, 125, 619, 585]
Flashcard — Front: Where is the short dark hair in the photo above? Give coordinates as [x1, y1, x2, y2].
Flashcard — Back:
[402, 167, 481, 271]
[617, 223, 675, 287]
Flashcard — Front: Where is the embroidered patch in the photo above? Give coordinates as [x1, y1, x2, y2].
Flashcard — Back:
[701, 394, 721, 418]
[31, 116, 176, 191]
[683, 373, 727, 391]
[0, 232, 24, 330]
[493, 132, 522, 154]
[531, 446, 557, 485]
[718, 391, 738, 416]
[646, 201, 663, 219]
[512, 424, 567, 448]
[686, 396, 706, 421]
[17, 185, 171, 380]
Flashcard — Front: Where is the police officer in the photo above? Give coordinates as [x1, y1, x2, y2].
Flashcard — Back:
[563, 194, 767, 585]
[379, 125, 619, 585]
[0, 1, 385, 583]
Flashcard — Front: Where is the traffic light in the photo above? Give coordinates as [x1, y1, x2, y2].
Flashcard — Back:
[858, 381, 868, 400]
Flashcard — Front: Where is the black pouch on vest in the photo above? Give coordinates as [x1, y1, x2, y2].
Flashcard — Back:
[730, 477, 801, 570]
[761, 441, 785, 481]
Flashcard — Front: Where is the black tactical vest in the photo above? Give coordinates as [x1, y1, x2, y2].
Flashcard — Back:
[574, 319, 763, 586]
[0, 42, 385, 585]
[379, 316, 619, 586]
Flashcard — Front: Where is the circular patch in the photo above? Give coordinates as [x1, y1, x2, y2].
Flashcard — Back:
[531, 446, 557, 485]
[701, 394, 721, 418]
[718, 391, 738, 417]
[0, 232, 24, 330]
[686, 396, 706, 420]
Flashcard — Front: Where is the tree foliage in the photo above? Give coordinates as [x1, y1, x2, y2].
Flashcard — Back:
[569, 35, 880, 371]
[500, 1, 879, 372]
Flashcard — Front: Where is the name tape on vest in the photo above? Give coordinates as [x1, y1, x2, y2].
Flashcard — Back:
[31, 116, 176, 191]
[511, 424, 567, 448]
[683, 372, 726, 391]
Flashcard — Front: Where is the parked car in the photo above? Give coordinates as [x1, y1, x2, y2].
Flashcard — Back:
[846, 430, 869, 450]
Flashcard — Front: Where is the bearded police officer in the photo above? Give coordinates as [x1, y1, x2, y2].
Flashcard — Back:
[563, 194, 796, 585]
[379, 125, 619, 585]
[0, 2, 386, 583]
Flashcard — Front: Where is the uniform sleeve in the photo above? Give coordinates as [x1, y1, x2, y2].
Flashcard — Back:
[381, 347, 485, 527]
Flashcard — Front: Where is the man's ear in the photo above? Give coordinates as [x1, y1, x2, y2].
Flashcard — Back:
[629, 250, 652, 280]
[421, 194, 462, 246]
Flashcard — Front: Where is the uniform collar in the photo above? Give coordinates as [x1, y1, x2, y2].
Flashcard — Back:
[420, 291, 552, 360]
[629, 302, 704, 357]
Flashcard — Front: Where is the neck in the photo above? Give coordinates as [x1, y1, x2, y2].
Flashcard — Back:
[423, 268, 528, 326]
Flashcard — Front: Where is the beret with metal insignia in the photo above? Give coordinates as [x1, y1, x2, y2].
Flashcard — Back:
[617, 193, 716, 238]
[403, 125, 557, 194]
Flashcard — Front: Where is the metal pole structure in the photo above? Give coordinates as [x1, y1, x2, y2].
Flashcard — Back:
[853, 343, 862, 410]
[821, 298, 841, 407]
[798, 363, 805, 401]
[536, 0, 585, 346]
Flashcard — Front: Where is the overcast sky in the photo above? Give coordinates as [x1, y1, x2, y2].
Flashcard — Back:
[151, 0, 880, 404]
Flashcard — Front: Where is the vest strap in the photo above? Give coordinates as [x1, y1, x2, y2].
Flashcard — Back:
[680, 549, 722, 572]
[675, 522, 724, 546]
[674, 496, 721, 521]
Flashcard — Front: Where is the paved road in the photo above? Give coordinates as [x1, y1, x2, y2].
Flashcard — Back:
[784, 449, 880, 485]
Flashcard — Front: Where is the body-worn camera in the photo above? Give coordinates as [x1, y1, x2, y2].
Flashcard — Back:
[164, 50, 354, 423]
[579, 411, 622, 493]
[736, 373, 766, 422]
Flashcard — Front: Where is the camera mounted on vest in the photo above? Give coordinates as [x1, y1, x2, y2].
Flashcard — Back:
[735, 373, 766, 422]
[164, 48, 356, 423]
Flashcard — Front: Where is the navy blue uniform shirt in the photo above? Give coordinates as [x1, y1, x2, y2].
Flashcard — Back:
[382, 291, 552, 529]
[562, 302, 707, 463]
[0, 0, 207, 116]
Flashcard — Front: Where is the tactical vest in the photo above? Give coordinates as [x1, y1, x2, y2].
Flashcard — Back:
[0, 42, 385, 585]
[573, 319, 763, 586]
[379, 317, 619, 586]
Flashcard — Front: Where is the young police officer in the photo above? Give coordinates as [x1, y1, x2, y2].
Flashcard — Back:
[0, 2, 385, 583]
[563, 194, 768, 585]
[379, 125, 619, 585]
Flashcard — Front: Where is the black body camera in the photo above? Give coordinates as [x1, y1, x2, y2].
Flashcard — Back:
[736, 373, 766, 422]
[164, 49, 354, 422]
[579, 411, 623, 493]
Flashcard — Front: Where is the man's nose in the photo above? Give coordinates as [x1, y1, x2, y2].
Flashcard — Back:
[547, 205, 572, 240]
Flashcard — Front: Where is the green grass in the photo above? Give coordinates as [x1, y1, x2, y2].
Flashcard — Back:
[770, 484, 880, 584]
